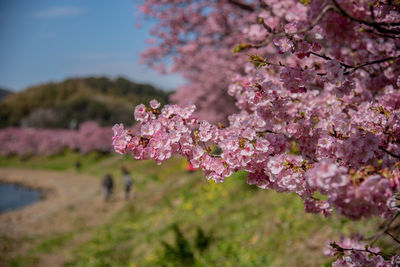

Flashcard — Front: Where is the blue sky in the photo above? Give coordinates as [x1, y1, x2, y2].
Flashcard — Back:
[0, 0, 185, 92]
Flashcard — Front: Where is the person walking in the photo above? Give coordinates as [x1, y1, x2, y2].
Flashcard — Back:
[121, 167, 132, 200]
[102, 174, 114, 201]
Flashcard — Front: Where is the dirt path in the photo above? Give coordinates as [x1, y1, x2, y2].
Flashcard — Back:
[0, 168, 128, 266]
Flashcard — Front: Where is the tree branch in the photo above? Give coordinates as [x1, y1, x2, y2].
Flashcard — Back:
[369, 212, 400, 245]
[344, 55, 400, 75]
[385, 230, 400, 244]
[309, 52, 353, 69]
[291, 5, 335, 35]
[330, 242, 391, 259]
[309, 52, 400, 75]
[379, 146, 400, 159]
[227, 0, 254, 12]
[331, 0, 400, 35]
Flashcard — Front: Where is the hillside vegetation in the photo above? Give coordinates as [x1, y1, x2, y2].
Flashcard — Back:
[0, 77, 170, 128]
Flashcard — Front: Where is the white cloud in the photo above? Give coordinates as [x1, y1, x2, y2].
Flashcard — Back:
[33, 6, 85, 18]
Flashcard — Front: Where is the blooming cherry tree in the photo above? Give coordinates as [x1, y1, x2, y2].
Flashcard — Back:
[116, 0, 400, 265]
[0, 122, 113, 156]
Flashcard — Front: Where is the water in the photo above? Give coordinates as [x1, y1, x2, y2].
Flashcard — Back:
[0, 182, 41, 213]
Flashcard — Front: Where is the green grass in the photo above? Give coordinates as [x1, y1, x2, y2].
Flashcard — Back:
[0, 150, 111, 172]
[1, 153, 394, 266]
[63, 165, 381, 266]
[34, 232, 74, 253]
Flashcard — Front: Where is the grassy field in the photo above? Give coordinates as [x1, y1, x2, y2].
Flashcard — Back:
[0, 152, 395, 266]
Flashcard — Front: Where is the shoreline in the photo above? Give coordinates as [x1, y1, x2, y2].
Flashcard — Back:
[0, 179, 48, 201]
[0, 167, 127, 266]
[0, 168, 100, 237]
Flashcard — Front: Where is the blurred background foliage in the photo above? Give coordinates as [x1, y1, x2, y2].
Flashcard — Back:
[0, 153, 395, 267]
[0, 76, 171, 128]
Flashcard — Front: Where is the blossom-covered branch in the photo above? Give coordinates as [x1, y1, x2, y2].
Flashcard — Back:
[331, 0, 400, 36]
[118, 0, 400, 265]
[327, 239, 399, 265]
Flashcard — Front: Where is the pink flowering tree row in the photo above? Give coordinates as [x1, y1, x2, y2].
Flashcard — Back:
[0, 122, 113, 157]
[114, 0, 400, 265]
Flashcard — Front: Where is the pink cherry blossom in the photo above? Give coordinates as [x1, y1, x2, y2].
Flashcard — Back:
[113, 1, 400, 263]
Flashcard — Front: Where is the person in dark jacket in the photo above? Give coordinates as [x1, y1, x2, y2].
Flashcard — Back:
[121, 166, 133, 200]
[102, 174, 114, 201]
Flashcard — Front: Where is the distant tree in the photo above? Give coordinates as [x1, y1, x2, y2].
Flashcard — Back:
[0, 121, 113, 156]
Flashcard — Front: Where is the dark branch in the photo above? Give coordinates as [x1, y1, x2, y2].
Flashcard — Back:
[309, 52, 400, 75]
[345, 55, 400, 75]
[379, 146, 400, 159]
[257, 17, 274, 33]
[385, 230, 400, 244]
[331, 242, 391, 259]
[368, 212, 399, 245]
[309, 52, 353, 69]
[227, 0, 254, 12]
[331, 0, 400, 35]
[362, 28, 400, 39]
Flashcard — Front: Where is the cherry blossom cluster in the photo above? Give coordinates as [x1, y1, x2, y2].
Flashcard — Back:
[119, 0, 400, 264]
[325, 237, 400, 266]
[113, 97, 399, 219]
[0, 122, 113, 157]
[139, 0, 400, 121]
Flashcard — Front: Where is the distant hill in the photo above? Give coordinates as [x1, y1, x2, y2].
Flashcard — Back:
[0, 77, 171, 128]
[0, 88, 12, 100]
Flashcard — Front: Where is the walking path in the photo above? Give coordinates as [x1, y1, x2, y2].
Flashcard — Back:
[0, 168, 126, 266]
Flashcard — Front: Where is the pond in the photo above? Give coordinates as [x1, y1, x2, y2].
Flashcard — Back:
[0, 182, 42, 213]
